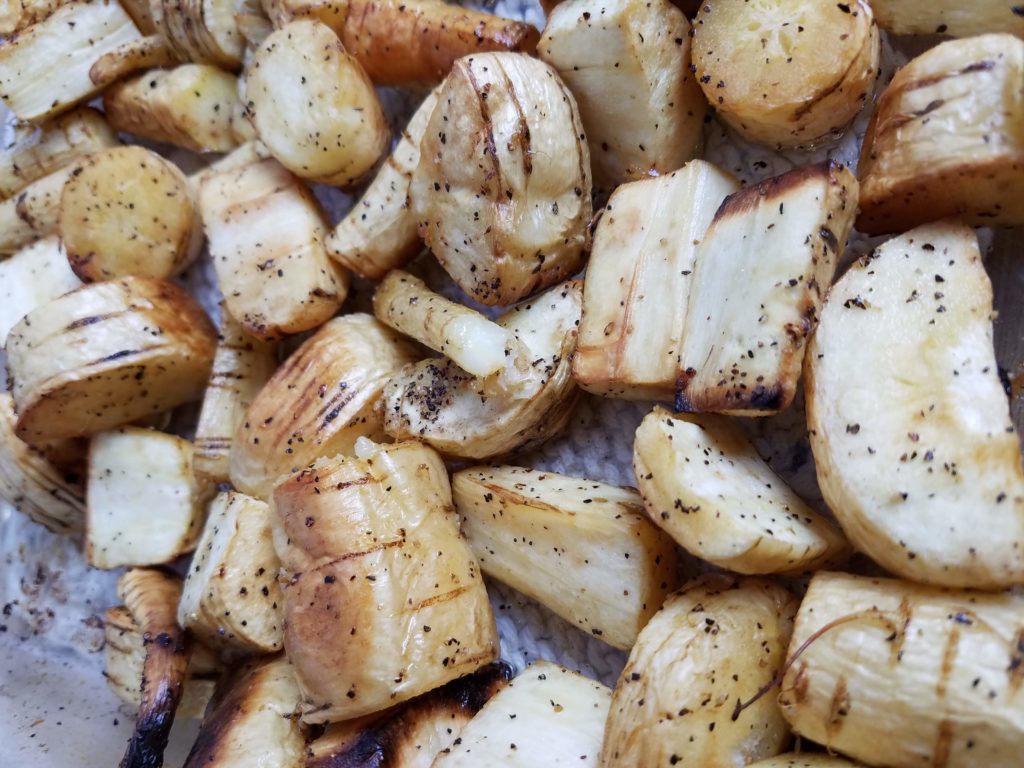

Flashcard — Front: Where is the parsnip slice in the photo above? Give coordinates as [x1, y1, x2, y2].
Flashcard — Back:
[0, 161, 81, 256]
[0, 236, 81, 346]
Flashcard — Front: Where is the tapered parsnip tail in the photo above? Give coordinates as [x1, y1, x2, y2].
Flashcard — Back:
[677, 161, 858, 416]
[325, 88, 438, 279]
[88, 34, 178, 90]
[779, 572, 1024, 767]
[870, 0, 1024, 38]
[857, 34, 1024, 234]
[539, 0, 706, 191]
[0, 160, 82, 256]
[0, 236, 81, 346]
[272, 440, 498, 723]
[0, 0, 143, 122]
[807, 221, 1024, 588]
[601, 575, 796, 767]
[634, 407, 849, 574]
[452, 465, 679, 650]
[230, 314, 418, 499]
[0, 107, 118, 201]
[573, 161, 738, 400]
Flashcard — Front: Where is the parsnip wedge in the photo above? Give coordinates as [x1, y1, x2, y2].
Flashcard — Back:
[573, 161, 738, 400]
[0, 160, 81, 256]
[452, 465, 678, 650]
[434, 661, 611, 768]
[0, 236, 81, 346]
[633, 407, 849, 574]
[870, 0, 1024, 39]
[807, 221, 1024, 589]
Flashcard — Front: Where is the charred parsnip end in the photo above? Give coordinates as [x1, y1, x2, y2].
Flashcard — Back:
[434, 661, 611, 767]
[677, 161, 858, 416]
[633, 407, 849, 574]
[807, 221, 1024, 588]
[573, 161, 738, 400]
[601, 575, 797, 767]
[230, 313, 418, 499]
[272, 440, 498, 723]
[0, 236, 81, 346]
[857, 34, 1024, 234]
[0, 160, 81, 256]
[87, 34, 178, 90]
[245, 20, 389, 187]
[539, 0, 706, 190]
[452, 465, 679, 650]
[870, 0, 1024, 39]
[325, 88, 439, 280]
[779, 572, 1024, 767]
[200, 158, 348, 340]
[411, 52, 591, 306]
[6, 277, 217, 443]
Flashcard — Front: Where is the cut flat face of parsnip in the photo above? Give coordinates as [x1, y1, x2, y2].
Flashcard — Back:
[677, 161, 858, 416]
[573, 161, 738, 400]
[199, 157, 348, 339]
[870, 0, 1024, 41]
[539, 0, 706, 191]
[86, 427, 202, 569]
[857, 34, 1024, 234]
[0, 160, 82, 256]
[452, 465, 678, 650]
[5, 277, 217, 443]
[178, 491, 283, 653]
[230, 314, 418, 499]
[433, 661, 611, 768]
[779, 572, 1024, 767]
[0, 0, 143, 122]
[0, 236, 81, 346]
[692, 0, 879, 148]
[807, 221, 1024, 588]
[633, 407, 849, 574]
[601, 575, 797, 768]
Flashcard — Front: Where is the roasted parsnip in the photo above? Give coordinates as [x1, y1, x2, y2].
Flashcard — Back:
[199, 157, 348, 339]
[411, 52, 591, 306]
[538, 0, 706, 190]
[870, 0, 1024, 38]
[807, 221, 1024, 589]
[272, 439, 498, 723]
[573, 161, 738, 400]
[0, 0, 70, 34]
[779, 572, 1024, 767]
[87, 34, 178, 90]
[5, 277, 217, 443]
[230, 314, 418, 498]
[692, 0, 879, 147]
[325, 88, 438, 279]
[0, 160, 81, 255]
[150, 0, 264, 69]
[452, 465, 678, 650]
[601, 575, 797, 767]
[245, 20, 389, 186]
[634, 407, 848, 574]
[434, 661, 611, 767]
[677, 161, 858, 415]
[857, 34, 1024, 234]
[0, 236, 81, 346]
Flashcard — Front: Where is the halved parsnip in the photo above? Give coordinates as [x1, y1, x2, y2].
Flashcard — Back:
[857, 34, 1024, 234]
[677, 161, 858, 415]
[411, 52, 591, 306]
[538, 0, 706, 190]
[245, 20, 389, 186]
[0, 236, 81, 346]
[452, 465, 679, 650]
[103, 65, 245, 153]
[178, 491, 283, 653]
[85, 427, 202, 569]
[871, 0, 1024, 38]
[183, 655, 305, 768]
[779, 572, 1024, 767]
[87, 34, 178, 90]
[193, 308, 278, 489]
[633, 407, 848, 574]
[573, 161, 738, 400]
[59, 146, 203, 282]
[199, 157, 348, 339]
[749, 756, 861, 768]
[601, 575, 797, 767]
[692, 0, 879, 148]
[383, 280, 582, 460]
[5, 277, 217, 443]
[0, 107, 118, 201]
[0, 393, 85, 535]
[325, 88, 438, 279]
[807, 221, 1024, 589]
[0, 160, 81, 256]
[150, 0, 264, 70]
[272, 439, 498, 723]
[434, 661, 611, 767]
[0, 0, 143, 122]
[0, 0, 70, 34]
[230, 313, 418, 498]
